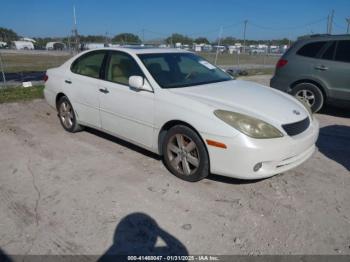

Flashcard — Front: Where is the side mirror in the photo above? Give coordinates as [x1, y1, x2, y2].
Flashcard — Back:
[129, 75, 144, 89]
[129, 76, 153, 92]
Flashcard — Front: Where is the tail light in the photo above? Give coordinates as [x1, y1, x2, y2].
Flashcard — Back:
[43, 74, 48, 82]
[276, 59, 288, 69]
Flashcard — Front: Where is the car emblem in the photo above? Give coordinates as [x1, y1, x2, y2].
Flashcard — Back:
[293, 110, 300, 115]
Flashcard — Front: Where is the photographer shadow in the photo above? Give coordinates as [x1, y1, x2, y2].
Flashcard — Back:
[98, 212, 188, 261]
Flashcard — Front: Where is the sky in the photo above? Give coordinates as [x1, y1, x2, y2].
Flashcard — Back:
[0, 0, 349, 40]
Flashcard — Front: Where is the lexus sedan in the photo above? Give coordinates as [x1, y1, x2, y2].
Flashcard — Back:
[44, 48, 319, 182]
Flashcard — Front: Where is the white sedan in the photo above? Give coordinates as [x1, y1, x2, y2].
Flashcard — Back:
[44, 48, 319, 182]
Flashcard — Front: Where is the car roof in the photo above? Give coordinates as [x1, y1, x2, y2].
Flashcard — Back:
[86, 47, 191, 55]
[297, 34, 350, 42]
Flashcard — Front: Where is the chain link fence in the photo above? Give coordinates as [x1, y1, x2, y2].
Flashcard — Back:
[0, 47, 281, 88]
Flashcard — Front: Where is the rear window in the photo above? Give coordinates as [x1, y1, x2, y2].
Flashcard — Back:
[335, 40, 350, 63]
[297, 41, 327, 58]
[71, 51, 106, 78]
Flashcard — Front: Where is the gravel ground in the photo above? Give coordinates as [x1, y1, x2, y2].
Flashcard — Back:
[0, 76, 349, 256]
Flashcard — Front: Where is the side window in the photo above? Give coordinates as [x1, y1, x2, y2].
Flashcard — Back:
[71, 52, 106, 78]
[335, 40, 350, 63]
[107, 52, 143, 85]
[321, 41, 336, 60]
[296, 41, 327, 58]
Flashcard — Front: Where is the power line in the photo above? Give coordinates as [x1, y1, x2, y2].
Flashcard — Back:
[333, 21, 346, 31]
[250, 17, 328, 31]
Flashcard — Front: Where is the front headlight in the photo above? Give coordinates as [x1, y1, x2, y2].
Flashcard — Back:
[214, 110, 284, 139]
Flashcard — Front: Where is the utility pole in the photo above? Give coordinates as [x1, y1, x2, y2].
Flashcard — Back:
[243, 20, 248, 54]
[105, 31, 109, 47]
[72, 5, 79, 52]
[0, 51, 6, 88]
[142, 29, 145, 44]
[328, 10, 334, 34]
[326, 14, 330, 33]
[214, 26, 223, 65]
[346, 18, 350, 34]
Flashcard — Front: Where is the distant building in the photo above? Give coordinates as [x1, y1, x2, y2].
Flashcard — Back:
[194, 44, 203, 52]
[193, 43, 212, 52]
[0, 41, 7, 48]
[228, 43, 242, 54]
[81, 43, 106, 50]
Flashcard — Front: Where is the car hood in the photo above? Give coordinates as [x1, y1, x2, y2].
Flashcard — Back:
[168, 80, 308, 125]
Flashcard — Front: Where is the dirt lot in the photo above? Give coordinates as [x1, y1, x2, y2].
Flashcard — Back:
[0, 76, 350, 256]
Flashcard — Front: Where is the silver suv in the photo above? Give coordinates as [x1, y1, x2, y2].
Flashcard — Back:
[271, 34, 350, 112]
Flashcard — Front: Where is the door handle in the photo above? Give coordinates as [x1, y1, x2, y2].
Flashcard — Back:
[99, 88, 109, 94]
[65, 80, 72, 84]
[314, 65, 328, 71]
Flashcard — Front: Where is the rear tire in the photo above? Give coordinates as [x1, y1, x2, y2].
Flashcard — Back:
[162, 125, 209, 182]
[291, 83, 324, 113]
[57, 96, 83, 133]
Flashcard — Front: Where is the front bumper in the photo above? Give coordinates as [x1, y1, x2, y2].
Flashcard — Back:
[204, 118, 319, 180]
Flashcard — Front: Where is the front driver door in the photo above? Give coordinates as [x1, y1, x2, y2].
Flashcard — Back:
[98, 51, 155, 149]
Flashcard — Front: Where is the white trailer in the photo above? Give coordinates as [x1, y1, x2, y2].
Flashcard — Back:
[12, 41, 34, 50]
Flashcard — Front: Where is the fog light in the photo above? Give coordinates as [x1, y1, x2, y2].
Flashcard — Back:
[253, 162, 262, 172]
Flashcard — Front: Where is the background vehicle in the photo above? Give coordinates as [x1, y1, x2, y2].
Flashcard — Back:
[271, 34, 350, 112]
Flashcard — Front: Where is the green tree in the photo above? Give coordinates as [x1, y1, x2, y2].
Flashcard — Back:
[113, 33, 141, 44]
[194, 37, 209, 44]
[80, 35, 107, 43]
[33, 37, 56, 49]
[220, 36, 237, 46]
[0, 27, 19, 44]
[166, 33, 193, 45]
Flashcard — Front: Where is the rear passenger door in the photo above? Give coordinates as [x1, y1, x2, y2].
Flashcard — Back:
[315, 40, 350, 101]
[67, 51, 107, 128]
[296, 41, 328, 79]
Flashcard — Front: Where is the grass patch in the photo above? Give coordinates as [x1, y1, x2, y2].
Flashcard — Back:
[245, 67, 275, 76]
[1, 53, 72, 73]
[0, 85, 44, 103]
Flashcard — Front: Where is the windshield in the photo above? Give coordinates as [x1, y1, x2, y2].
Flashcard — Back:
[138, 53, 232, 88]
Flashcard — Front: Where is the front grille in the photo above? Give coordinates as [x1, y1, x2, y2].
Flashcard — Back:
[282, 117, 310, 136]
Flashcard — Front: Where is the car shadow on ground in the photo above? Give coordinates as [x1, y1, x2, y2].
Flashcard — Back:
[319, 105, 350, 118]
[317, 125, 350, 171]
[85, 127, 161, 161]
[206, 174, 266, 185]
[98, 212, 188, 261]
[86, 127, 275, 184]
[0, 248, 12, 262]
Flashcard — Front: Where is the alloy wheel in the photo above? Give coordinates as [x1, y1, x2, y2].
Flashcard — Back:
[59, 101, 74, 129]
[166, 134, 200, 176]
[295, 89, 315, 107]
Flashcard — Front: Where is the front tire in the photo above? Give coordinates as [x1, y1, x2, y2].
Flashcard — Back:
[291, 83, 324, 113]
[57, 96, 83, 133]
[162, 125, 209, 182]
